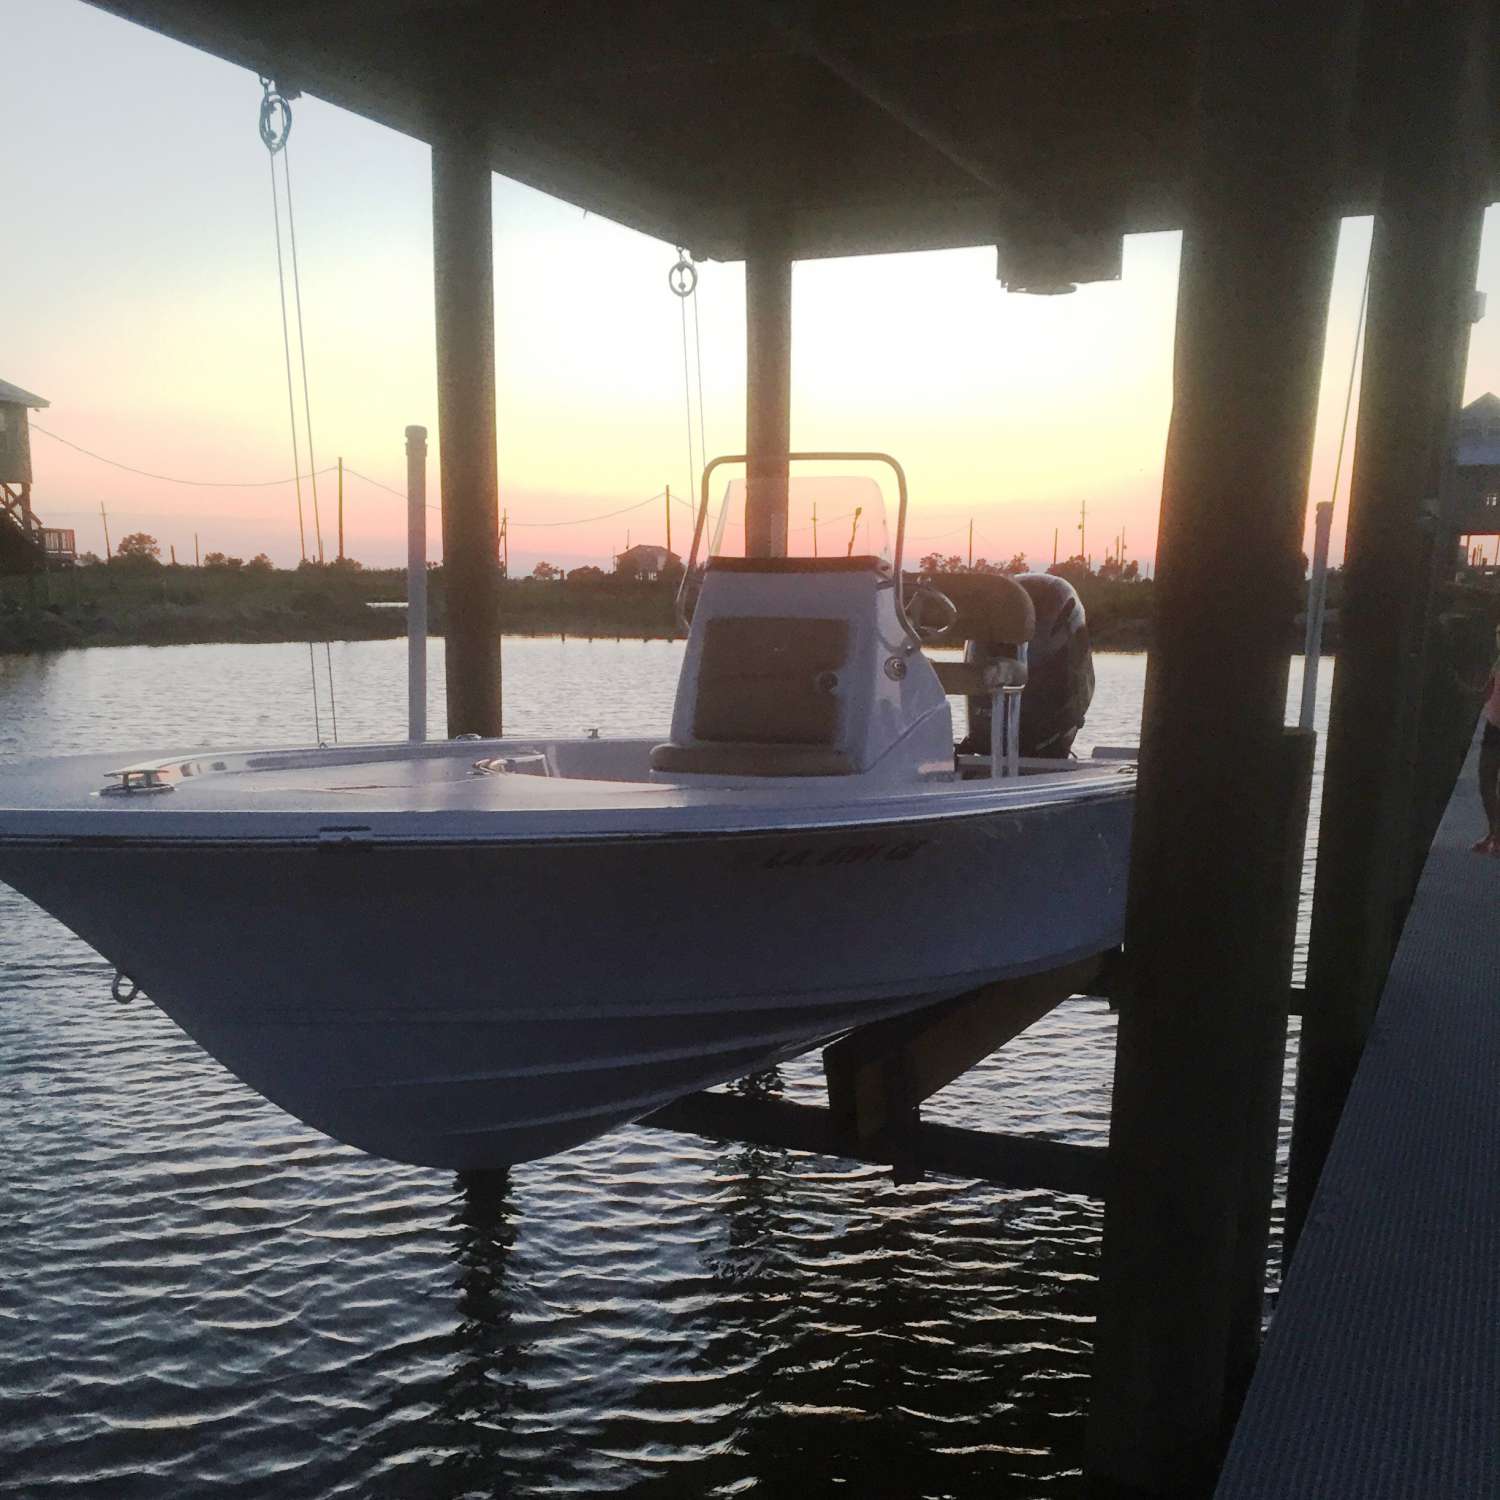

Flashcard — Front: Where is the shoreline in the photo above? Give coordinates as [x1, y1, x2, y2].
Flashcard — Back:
[0, 562, 1166, 655]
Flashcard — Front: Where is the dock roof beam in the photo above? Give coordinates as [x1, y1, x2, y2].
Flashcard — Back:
[1287, 0, 1493, 1265]
[1086, 1, 1358, 1491]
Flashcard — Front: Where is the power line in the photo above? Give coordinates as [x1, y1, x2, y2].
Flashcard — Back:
[31, 424, 335, 488]
[508, 492, 666, 528]
[34, 424, 694, 534]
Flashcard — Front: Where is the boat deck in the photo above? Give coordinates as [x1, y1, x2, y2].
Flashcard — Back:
[1216, 729, 1500, 1498]
[0, 738, 1134, 842]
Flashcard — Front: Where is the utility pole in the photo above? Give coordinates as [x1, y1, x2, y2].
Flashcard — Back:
[99, 502, 111, 559]
[500, 509, 509, 578]
[194, 533, 200, 568]
[1053, 526, 1059, 565]
[812, 501, 818, 557]
[337, 457, 345, 562]
[665, 484, 672, 555]
[170, 544, 177, 566]
[1078, 498, 1087, 564]
[968, 518, 974, 570]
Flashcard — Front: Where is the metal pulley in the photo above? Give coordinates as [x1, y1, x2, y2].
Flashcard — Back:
[258, 75, 294, 155]
[668, 251, 698, 298]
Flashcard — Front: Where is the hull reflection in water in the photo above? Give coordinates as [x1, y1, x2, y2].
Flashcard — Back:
[407, 1075, 1102, 1496]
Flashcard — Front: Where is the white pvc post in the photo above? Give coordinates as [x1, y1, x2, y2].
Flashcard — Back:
[1299, 499, 1335, 731]
[406, 425, 428, 742]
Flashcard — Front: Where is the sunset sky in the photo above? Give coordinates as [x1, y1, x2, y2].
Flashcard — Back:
[7, 2, 1500, 575]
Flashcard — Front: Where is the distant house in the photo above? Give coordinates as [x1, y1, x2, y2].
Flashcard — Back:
[1, 378, 75, 572]
[1451, 392, 1500, 536]
[613, 544, 681, 581]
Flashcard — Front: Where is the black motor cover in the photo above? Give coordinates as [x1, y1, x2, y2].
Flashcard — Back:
[1015, 572, 1094, 756]
[959, 572, 1094, 759]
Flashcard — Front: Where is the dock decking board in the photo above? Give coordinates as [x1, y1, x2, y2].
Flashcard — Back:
[1216, 727, 1500, 1498]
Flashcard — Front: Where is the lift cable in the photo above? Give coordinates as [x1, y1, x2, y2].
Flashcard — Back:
[670, 249, 707, 527]
[1327, 260, 1371, 525]
[260, 77, 336, 744]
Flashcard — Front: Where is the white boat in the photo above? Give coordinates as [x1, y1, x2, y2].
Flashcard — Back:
[0, 458, 1134, 1169]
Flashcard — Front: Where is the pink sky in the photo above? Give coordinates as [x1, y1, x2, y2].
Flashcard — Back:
[7, 2, 1500, 577]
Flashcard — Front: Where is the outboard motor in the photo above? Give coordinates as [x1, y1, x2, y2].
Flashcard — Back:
[957, 572, 1094, 760]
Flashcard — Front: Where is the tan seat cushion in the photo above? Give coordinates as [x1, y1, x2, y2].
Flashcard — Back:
[933, 573, 1036, 646]
[649, 742, 858, 777]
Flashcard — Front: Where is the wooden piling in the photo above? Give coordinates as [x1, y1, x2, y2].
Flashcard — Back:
[1286, 0, 1492, 1264]
[1086, 4, 1356, 1491]
[744, 209, 793, 559]
[432, 133, 502, 737]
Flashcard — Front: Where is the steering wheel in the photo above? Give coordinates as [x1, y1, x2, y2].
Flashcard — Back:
[907, 582, 960, 642]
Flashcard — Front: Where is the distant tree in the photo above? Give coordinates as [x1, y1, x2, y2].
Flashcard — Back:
[75, 551, 102, 567]
[115, 532, 161, 561]
[329, 555, 363, 573]
[1048, 554, 1093, 588]
[245, 553, 274, 573]
[970, 558, 1003, 575]
[531, 561, 563, 581]
[917, 552, 968, 575]
[203, 551, 244, 571]
[1122, 559, 1140, 582]
[566, 564, 607, 584]
[1003, 553, 1028, 575]
[1097, 556, 1124, 582]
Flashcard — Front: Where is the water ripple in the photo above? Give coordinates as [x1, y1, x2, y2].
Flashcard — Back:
[1, 642, 1333, 1496]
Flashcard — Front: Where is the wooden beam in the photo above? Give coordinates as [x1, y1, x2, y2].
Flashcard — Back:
[1085, 0, 1357, 1489]
[433, 132, 502, 737]
[744, 209, 793, 558]
[1286, 0, 1493, 1265]
[823, 955, 1107, 1143]
[641, 1090, 1109, 1198]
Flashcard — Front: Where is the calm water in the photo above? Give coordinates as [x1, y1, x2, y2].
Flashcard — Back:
[0, 641, 1330, 1498]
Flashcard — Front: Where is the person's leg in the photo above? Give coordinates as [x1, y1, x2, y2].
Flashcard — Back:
[1481, 736, 1500, 846]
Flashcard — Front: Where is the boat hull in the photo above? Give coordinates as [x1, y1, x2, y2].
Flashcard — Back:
[0, 794, 1130, 1168]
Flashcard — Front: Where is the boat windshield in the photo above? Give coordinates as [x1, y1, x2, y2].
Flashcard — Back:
[703, 475, 892, 566]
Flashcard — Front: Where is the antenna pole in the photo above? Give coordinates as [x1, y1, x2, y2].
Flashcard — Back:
[406, 424, 428, 742]
[100, 502, 111, 559]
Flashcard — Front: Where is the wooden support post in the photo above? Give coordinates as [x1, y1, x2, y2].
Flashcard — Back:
[1086, 4, 1354, 1491]
[823, 954, 1105, 1146]
[432, 133, 502, 738]
[744, 209, 792, 559]
[1286, 0, 1491, 1265]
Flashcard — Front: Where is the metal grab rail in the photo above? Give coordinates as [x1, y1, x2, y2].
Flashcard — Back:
[674, 451, 913, 639]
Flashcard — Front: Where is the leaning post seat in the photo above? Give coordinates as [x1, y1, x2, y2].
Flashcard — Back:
[650, 556, 951, 779]
[914, 572, 1036, 778]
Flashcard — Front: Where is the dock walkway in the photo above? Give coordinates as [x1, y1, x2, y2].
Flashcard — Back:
[1217, 728, 1500, 1498]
